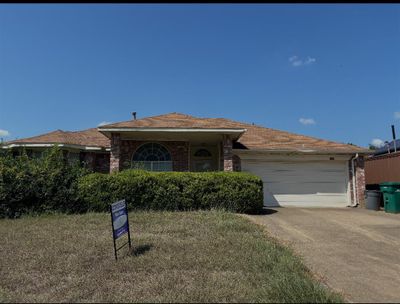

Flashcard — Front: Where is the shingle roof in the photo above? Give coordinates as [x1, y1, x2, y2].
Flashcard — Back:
[99, 112, 247, 129]
[99, 112, 368, 153]
[4, 128, 110, 148]
[4, 113, 368, 153]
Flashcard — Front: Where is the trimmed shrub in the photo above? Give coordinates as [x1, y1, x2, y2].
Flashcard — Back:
[0, 148, 264, 217]
[78, 170, 264, 213]
[0, 147, 88, 218]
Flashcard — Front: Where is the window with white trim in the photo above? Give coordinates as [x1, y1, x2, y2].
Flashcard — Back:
[132, 143, 172, 171]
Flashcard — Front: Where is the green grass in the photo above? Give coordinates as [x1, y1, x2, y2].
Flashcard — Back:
[0, 211, 342, 303]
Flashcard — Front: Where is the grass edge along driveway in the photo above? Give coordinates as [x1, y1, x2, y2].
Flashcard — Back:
[0, 211, 342, 303]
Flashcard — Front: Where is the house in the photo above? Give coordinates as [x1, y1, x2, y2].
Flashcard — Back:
[372, 139, 400, 156]
[2, 112, 370, 208]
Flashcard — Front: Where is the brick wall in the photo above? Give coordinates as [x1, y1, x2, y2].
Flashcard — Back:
[222, 135, 233, 171]
[233, 154, 241, 172]
[82, 152, 95, 170]
[80, 152, 110, 173]
[110, 133, 121, 172]
[94, 153, 110, 173]
[348, 156, 366, 207]
[355, 157, 366, 207]
[119, 140, 189, 171]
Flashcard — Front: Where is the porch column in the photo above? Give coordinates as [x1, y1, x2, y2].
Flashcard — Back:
[110, 133, 121, 173]
[222, 134, 233, 171]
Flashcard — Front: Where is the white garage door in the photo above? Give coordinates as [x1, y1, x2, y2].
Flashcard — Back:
[242, 160, 349, 207]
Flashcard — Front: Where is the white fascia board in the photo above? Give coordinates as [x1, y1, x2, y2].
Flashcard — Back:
[233, 149, 366, 155]
[2, 143, 63, 149]
[83, 146, 103, 151]
[98, 128, 246, 134]
[1, 143, 104, 151]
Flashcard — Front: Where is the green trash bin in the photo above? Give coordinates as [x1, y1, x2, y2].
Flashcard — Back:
[379, 182, 400, 214]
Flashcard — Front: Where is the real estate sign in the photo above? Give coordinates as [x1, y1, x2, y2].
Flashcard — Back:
[110, 199, 131, 260]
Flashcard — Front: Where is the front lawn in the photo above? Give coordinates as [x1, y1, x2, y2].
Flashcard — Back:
[0, 211, 342, 303]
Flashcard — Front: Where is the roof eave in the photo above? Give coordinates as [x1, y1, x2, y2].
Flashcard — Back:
[1, 143, 109, 151]
[233, 148, 372, 155]
[98, 127, 247, 140]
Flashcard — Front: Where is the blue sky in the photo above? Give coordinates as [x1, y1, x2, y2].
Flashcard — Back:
[1, 4, 399, 148]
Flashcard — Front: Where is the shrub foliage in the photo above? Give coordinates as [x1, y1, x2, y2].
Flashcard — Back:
[78, 170, 264, 213]
[0, 148, 264, 217]
[0, 147, 88, 218]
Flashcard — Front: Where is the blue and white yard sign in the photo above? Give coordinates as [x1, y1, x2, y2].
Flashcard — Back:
[111, 199, 129, 239]
[110, 199, 132, 260]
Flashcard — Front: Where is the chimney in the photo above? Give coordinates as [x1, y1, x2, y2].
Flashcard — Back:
[132, 112, 137, 120]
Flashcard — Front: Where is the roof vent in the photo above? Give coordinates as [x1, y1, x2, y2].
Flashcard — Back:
[132, 112, 137, 120]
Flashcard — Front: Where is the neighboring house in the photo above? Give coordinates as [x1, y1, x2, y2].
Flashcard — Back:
[365, 140, 400, 186]
[2, 128, 111, 173]
[372, 139, 400, 156]
[2, 112, 370, 208]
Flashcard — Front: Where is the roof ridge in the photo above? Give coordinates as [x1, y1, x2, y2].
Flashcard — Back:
[98, 112, 198, 129]
[5, 129, 65, 143]
[70, 127, 97, 133]
[157, 112, 196, 119]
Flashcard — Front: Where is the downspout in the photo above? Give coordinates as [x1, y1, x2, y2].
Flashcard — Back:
[348, 153, 359, 207]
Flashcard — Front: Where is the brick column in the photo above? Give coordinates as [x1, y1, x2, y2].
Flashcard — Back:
[348, 155, 366, 207]
[355, 156, 366, 207]
[233, 154, 241, 172]
[110, 133, 121, 173]
[222, 135, 233, 171]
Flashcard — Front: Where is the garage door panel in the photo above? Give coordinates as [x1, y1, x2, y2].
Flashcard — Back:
[270, 194, 347, 207]
[267, 182, 346, 195]
[242, 160, 349, 207]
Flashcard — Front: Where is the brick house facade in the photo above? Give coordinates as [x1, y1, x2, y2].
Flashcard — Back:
[109, 133, 239, 173]
[3, 112, 369, 208]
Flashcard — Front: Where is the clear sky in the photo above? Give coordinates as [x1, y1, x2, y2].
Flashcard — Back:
[1, 4, 399, 148]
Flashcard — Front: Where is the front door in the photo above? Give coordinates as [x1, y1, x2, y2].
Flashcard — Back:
[191, 145, 218, 172]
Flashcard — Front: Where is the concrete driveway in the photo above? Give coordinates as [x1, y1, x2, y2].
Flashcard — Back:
[245, 208, 400, 303]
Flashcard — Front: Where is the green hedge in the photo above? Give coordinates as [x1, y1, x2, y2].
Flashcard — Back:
[78, 170, 264, 213]
[0, 147, 88, 218]
[0, 148, 264, 217]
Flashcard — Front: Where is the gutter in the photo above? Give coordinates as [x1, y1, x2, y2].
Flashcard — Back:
[233, 148, 371, 155]
[1, 143, 108, 152]
[98, 127, 247, 135]
[348, 153, 359, 207]
[98, 127, 247, 141]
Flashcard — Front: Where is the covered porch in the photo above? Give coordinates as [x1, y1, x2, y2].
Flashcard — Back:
[98, 128, 246, 173]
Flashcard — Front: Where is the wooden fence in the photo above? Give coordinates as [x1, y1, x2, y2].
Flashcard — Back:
[365, 152, 400, 185]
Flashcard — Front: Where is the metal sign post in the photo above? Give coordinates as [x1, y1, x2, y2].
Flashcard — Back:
[110, 199, 131, 260]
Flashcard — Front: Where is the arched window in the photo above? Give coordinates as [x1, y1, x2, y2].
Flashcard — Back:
[192, 148, 214, 171]
[132, 143, 172, 171]
[194, 148, 212, 158]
